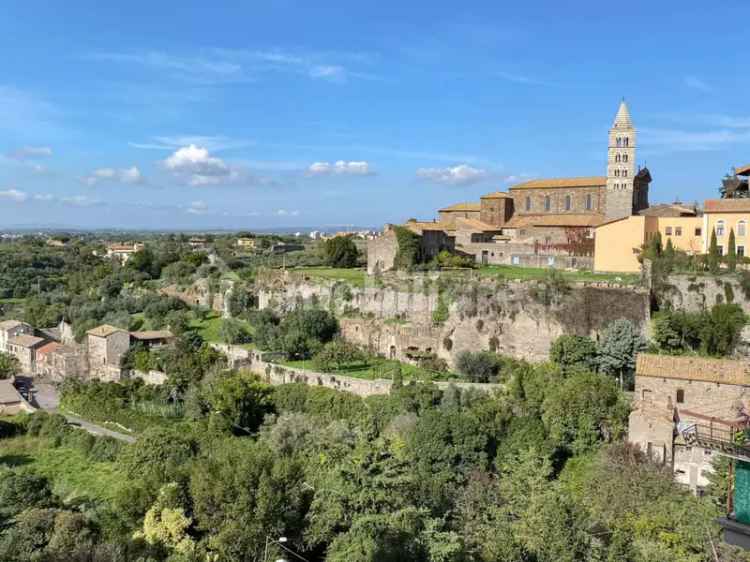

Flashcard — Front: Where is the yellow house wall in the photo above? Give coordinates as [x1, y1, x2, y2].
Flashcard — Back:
[705, 212, 750, 256]
[657, 216, 703, 254]
[594, 215, 651, 273]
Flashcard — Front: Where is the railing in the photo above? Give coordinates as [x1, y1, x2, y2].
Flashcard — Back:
[682, 423, 750, 461]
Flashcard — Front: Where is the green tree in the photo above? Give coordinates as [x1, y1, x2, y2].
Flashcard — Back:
[204, 371, 274, 434]
[313, 339, 368, 372]
[0, 352, 20, 380]
[549, 335, 598, 374]
[708, 228, 720, 274]
[597, 318, 647, 388]
[728, 228, 738, 272]
[393, 226, 425, 270]
[218, 318, 252, 344]
[455, 351, 500, 383]
[323, 236, 360, 268]
[0, 472, 54, 523]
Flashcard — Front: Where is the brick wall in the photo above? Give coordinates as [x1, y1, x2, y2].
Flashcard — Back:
[510, 187, 603, 216]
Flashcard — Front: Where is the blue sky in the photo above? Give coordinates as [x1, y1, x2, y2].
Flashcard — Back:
[1, 1, 749, 229]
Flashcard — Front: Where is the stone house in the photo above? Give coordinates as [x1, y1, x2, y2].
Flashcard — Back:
[86, 324, 131, 382]
[6, 334, 47, 374]
[105, 242, 144, 264]
[130, 330, 175, 350]
[0, 378, 33, 415]
[629, 353, 750, 494]
[0, 320, 34, 354]
[35, 341, 88, 382]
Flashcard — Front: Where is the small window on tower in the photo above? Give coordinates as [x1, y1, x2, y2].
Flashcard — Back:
[623, 154, 628, 162]
[544, 196, 551, 212]
[615, 154, 620, 163]
[616, 137, 622, 147]
[564, 195, 571, 211]
[586, 194, 593, 210]
[624, 137, 629, 147]
[623, 170, 628, 177]
[525, 196, 531, 211]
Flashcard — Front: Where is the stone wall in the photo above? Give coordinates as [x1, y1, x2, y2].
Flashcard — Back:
[659, 273, 750, 314]
[510, 186, 604, 216]
[367, 230, 398, 274]
[160, 278, 234, 314]
[130, 369, 168, 385]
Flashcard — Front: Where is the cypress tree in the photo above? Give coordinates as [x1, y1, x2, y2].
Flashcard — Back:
[708, 228, 720, 274]
[728, 228, 737, 272]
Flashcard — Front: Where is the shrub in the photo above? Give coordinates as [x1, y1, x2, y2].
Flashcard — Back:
[393, 226, 424, 270]
[312, 339, 368, 372]
[455, 351, 500, 383]
[550, 335, 598, 374]
[322, 236, 360, 268]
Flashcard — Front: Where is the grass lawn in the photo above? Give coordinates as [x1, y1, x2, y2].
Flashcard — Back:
[0, 434, 126, 503]
[292, 267, 367, 288]
[279, 356, 460, 382]
[476, 265, 640, 285]
[189, 311, 254, 344]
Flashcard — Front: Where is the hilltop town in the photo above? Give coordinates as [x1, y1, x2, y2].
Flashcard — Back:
[3, 100, 750, 559]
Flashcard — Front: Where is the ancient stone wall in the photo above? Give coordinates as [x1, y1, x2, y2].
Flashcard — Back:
[367, 230, 398, 274]
[510, 186, 603, 216]
[659, 273, 750, 314]
[160, 278, 234, 313]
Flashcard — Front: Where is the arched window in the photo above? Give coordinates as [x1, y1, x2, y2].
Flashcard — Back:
[615, 154, 620, 163]
[616, 137, 622, 147]
[623, 169, 628, 177]
[564, 195, 571, 211]
[586, 193, 593, 210]
[623, 154, 628, 162]
[738, 220, 747, 237]
[525, 196, 531, 211]
[544, 196, 551, 212]
[615, 169, 620, 177]
[716, 220, 725, 237]
[624, 137, 629, 147]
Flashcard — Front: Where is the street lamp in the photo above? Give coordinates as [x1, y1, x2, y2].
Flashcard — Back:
[264, 535, 309, 562]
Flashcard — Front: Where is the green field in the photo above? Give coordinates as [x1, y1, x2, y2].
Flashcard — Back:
[0, 434, 125, 503]
[189, 312, 254, 345]
[292, 267, 367, 287]
[477, 265, 640, 285]
[279, 356, 459, 382]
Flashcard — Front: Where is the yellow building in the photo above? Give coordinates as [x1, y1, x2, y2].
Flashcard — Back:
[594, 215, 658, 273]
[703, 199, 750, 258]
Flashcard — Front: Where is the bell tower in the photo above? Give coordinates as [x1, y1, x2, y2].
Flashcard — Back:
[605, 99, 637, 220]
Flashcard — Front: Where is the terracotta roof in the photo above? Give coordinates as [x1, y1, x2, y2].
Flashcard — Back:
[704, 199, 750, 213]
[36, 341, 61, 356]
[404, 221, 455, 234]
[509, 176, 607, 190]
[636, 353, 749, 386]
[8, 334, 46, 348]
[454, 218, 504, 232]
[480, 191, 512, 199]
[87, 324, 127, 338]
[639, 204, 698, 217]
[438, 202, 481, 212]
[736, 164, 750, 176]
[0, 320, 28, 331]
[504, 213, 605, 228]
[130, 330, 175, 341]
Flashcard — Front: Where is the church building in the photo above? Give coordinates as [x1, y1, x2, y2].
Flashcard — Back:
[368, 100, 653, 273]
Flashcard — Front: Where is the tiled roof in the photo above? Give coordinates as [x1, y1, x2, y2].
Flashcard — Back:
[704, 199, 750, 213]
[509, 176, 607, 190]
[36, 341, 61, 355]
[438, 202, 481, 212]
[8, 334, 46, 348]
[0, 320, 28, 331]
[636, 353, 749, 386]
[736, 164, 750, 176]
[130, 330, 175, 341]
[639, 204, 698, 217]
[87, 324, 127, 338]
[454, 218, 504, 232]
[504, 213, 605, 228]
[480, 191, 512, 199]
[0, 379, 22, 404]
[405, 221, 456, 234]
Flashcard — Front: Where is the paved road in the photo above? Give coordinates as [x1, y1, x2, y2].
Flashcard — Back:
[30, 381, 136, 444]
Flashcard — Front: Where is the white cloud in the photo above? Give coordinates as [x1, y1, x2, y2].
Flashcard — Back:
[130, 135, 252, 152]
[83, 166, 144, 186]
[276, 209, 300, 217]
[306, 160, 373, 176]
[163, 144, 234, 186]
[7, 146, 52, 160]
[187, 200, 209, 215]
[684, 76, 712, 93]
[416, 164, 488, 185]
[62, 195, 101, 207]
[640, 127, 750, 152]
[309, 65, 346, 82]
[33, 193, 55, 201]
[0, 189, 27, 203]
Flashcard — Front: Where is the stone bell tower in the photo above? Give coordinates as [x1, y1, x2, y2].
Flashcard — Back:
[605, 99, 638, 220]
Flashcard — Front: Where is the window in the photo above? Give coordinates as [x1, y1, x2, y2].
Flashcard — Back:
[623, 154, 628, 162]
[547, 256, 555, 266]
[695, 227, 702, 236]
[622, 169, 628, 177]
[624, 137, 629, 147]
[525, 196, 531, 211]
[615, 169, 620, 177]
[665, 226, 672, 236]
[675, 226, 682, 236]
[739, 246, 745, 258]
[739, 221, 747, 237]
[615, 154, 621, 162]
[512, 256, 520, 265]
[716, 221, 725, 237]
[717, 245, 724, 256]
[616, 137, 622, 147]
[544, 196, 551, 212]
[564, 195, 571, 211]
[676, 389, 684, 404]
[586, 194, 593, 210]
